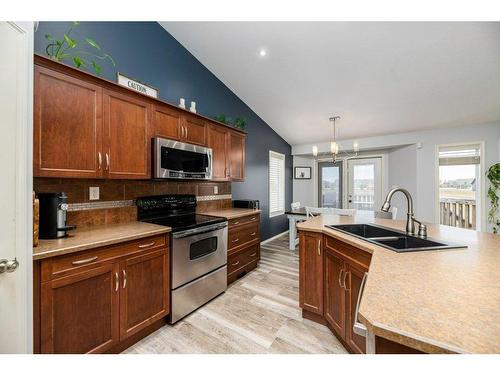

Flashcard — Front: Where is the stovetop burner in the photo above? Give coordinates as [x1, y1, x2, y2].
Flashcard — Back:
[136, 194, 226, 232]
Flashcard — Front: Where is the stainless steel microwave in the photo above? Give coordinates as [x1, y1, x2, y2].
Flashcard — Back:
[153, 137, 212, 180]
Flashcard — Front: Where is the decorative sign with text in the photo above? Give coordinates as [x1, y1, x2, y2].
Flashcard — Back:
[117, 72, 159, 98]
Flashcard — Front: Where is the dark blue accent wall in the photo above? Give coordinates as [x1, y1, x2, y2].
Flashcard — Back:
[34, 21, 292, 240]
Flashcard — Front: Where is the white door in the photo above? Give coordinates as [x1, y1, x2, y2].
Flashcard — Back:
[0, 21, 33, 353]
[347, 158, 383, 211]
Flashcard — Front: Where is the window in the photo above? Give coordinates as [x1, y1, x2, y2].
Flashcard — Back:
[438, 144, 481, 230]
[269, 151, 285, 217]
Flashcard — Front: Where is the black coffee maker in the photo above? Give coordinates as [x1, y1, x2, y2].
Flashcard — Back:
[37, 192, 76, 239]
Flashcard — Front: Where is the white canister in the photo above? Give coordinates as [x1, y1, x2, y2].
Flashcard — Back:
[179, 98, 186, 109]
[190, 101, 196, 113]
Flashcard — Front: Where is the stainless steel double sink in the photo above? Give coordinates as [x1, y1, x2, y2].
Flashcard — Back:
[325, 223, 467, 253]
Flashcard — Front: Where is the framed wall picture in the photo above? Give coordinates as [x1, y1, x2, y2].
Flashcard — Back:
[294, 166, 312, 180]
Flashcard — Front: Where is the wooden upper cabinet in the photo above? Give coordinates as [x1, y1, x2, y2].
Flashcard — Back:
[207, 125, 229, 181]
[119, 249, 169, 340]
[182, 114, 206, 145]
[34, 65, 103, 178]
[40, 263, 120, 354]
[229, 131, 245, 181]
[324, 247, 346, 339]
[153, 104, 181, 140]
[299, 231, 324, 315]
[103, 89, 151, 179]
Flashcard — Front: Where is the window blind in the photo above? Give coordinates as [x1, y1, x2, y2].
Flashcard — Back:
[439, 144, 480, 166]
[269, 151, 285, 217]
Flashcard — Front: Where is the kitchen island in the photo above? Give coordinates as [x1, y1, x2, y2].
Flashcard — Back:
[297, 214, 500, 354]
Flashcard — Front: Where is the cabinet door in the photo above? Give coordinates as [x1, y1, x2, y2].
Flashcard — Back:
[207, 125, 229, 181]
[324, 248, 346, 339]
[299, 231, 324, 314]
[40, 263, 120, 353]
[153, 104, 181, 140]
[119, 248, 169, 340]
[182, 115, 206, 145]
[345, 263, 368, 354]
[34, 65, 103, 178]
[229, 131, 245, 181]
[103, 89, 151, 179]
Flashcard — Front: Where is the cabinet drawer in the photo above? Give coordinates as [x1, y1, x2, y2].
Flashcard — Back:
[228, 214, 259, 228]
[41, 234, 168, 281]
[324, 236, 371, 270]
[227, 244, 260, 274]
[228, 223, 259, 251]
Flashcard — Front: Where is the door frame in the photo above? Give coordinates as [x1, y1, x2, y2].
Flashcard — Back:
[434, 141, 486, 231]
[0, 21, 34, 353]
[317, 160, 343, 208]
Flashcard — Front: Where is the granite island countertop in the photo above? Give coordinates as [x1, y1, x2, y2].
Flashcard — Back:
[33, 221, 171, 261]
[297, 214, 500, 354]
[202, 208, 261, 220]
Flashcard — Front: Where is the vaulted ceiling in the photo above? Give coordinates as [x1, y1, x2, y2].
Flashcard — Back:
[162, 22, 500, 145]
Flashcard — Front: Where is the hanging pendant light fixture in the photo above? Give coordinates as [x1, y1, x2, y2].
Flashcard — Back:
[312, 116, 359, 162]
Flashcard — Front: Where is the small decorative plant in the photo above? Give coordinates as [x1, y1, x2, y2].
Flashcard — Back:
[214, 114, 247, 130]
[486, 163, 500, 234]
[43, 22, 115, 75]
[234, 117, 247, 130]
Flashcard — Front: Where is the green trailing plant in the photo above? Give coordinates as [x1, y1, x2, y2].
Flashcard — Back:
[214, 114, 232, 125]
[44, 22, 115, 75]
[486, 163, 500, 234]
[234, 117, 247, 130]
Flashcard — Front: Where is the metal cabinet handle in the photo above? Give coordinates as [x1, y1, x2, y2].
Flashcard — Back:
[232, 261, 240, 266]
[250, 232, 256, 236]
[338, 269, 344, 287]
[250, 252, 257, 257]
[233, 221, 240, 225]
[98, 152, 102, 170]
[105, 153, 110, 171]
[71, 256, 98, 266]
[138, 241, 155, 248]
[317, 239, 321, 256]
[232, 238, 239, 243]
[185, 126, 188, 138]
[353, 272, 369, 337]
[250, 217, 257, 221]
[122, 270, 127, 289]
[343, 271, 350, 291]
[115, 272, 119, 292]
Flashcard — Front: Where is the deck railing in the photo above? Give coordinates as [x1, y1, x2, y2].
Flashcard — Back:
[439, 199, 476, 230]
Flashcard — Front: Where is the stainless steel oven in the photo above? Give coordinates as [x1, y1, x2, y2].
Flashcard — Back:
[170, 221, 228, 323]
[153, 137, 212, 180]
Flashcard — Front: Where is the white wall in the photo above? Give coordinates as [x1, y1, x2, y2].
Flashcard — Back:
[292, 122, 500, 231]
[388, 145, 418, 220]
[292, 156, 316, 208]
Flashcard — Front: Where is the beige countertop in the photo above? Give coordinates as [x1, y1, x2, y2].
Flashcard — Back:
[297, 214, 500, 354]
[33, 221, 171, 261]
[202, 208, 261, 220]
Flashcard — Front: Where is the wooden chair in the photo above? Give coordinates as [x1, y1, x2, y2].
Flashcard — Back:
[305, 206, 356, 218]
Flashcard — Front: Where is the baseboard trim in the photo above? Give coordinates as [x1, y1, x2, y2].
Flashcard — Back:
[261, 230, 289, 245]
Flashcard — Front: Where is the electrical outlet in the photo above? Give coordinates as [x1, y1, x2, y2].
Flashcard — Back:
[214, 185, 218, 195]
[89, 187, 100, 200]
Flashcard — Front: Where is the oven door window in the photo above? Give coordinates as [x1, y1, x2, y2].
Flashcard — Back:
[161, 146, 208, 173]
[190, 236, 218, 260]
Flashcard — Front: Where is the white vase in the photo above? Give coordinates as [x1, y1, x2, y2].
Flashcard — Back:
[179, 98, 186, 109]
[190, 101, 196, 113]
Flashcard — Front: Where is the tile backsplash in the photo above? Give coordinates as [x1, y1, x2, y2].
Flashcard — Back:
[34, 178, 232, 227]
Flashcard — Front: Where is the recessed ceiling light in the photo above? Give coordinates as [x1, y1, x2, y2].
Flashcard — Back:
[259, 49, 267, 57]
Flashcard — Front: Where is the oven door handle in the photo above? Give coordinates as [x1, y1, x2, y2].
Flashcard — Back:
[173, 222, 228, 239]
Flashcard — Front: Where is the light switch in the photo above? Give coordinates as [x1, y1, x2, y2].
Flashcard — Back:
[214, 186, 218, 195]
[89, 186, 100, 200]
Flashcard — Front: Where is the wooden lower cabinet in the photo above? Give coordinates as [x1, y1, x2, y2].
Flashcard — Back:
[227, 213, 261, 285]
[299, 231, 372, 353]
[36, 234, 170, 354]
[299, 231, 324, 315]
[41, 263, 120, 354]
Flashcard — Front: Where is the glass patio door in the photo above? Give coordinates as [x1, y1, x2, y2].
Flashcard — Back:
[347, 158, 382, 211]
[318, 161, 342, 208]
